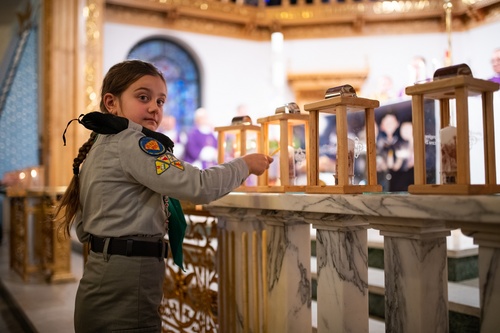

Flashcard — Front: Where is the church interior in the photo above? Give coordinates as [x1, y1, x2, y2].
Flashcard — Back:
[1, 0, 500, 332]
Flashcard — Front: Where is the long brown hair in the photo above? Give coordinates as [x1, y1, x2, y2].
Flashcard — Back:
[56, 60, 166, 237]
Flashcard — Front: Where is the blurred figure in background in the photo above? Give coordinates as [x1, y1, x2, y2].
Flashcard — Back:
[399, 55, 428, 97]
[371, 75, 397, 103]
[408, 55, 428, 84]
[489, 48, 500, 84]
[158, 115, 186, 159]
[184, 108, 218, 169]
[235, 104, 249, 117]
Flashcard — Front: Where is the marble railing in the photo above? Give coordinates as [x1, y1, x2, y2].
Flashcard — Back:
[206, 192, 500, 333]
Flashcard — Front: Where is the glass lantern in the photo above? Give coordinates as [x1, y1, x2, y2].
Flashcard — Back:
[214, 115, 261, 191]
[304, 85, 382, 194]
[406, 63, 500, 194]
[256, 102, 309, 192]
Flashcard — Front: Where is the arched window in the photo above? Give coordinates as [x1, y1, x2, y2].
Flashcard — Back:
[127, 37, 201, 132]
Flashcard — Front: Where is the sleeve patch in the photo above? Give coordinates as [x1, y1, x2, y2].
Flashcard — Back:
[155, 153, 185, 175]
[139, 137, 166, 156]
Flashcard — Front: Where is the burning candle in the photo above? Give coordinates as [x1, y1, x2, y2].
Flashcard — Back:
[440, 125, 457, 184]
[334, 138, 355, 185]
[270, 145, 297, 186]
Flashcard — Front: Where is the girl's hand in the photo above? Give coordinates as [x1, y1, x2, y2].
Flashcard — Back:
[242, 153, 274, 176]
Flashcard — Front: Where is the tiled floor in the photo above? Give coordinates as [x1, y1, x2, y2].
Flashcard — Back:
[0, 236, 83, 333]
[0, 281, 35, 333]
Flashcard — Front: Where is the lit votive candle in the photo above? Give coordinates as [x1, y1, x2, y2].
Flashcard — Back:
[334, 138, 355, 185]
[440, 125, 457, 184]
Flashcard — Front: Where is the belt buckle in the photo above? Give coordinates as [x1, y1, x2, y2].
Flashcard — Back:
[159, 238, 166, 261]
[126, 239, 133, 256]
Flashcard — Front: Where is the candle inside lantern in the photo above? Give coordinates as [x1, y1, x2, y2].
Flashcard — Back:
[334, 138, 355, 185]
[440, 125, 457, 184]
[270, 145, 297, 186]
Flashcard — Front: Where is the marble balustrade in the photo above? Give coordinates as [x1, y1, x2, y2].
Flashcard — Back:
[206, 192, 500, 333]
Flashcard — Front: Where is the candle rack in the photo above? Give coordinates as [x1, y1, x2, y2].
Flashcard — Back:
[405, 63, 500, 194]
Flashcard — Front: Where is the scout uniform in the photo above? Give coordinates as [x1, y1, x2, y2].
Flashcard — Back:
[73, 117, 249, 332]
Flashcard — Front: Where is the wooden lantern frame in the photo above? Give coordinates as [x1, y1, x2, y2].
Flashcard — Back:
[406, 75, 500, 195]
[214, 122, 261, 192]
[256, 112, 310, 192]
[304, 96, 382, 194]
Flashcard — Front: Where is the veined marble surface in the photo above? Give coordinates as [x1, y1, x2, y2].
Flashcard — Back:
[208, 192, 500, 224]
[208, 192, 500, 332]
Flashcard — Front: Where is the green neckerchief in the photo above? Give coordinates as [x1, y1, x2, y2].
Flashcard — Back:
[167, 197, 187, 270]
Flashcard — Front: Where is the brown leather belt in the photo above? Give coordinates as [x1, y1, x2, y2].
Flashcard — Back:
[90, 235, 168, 259]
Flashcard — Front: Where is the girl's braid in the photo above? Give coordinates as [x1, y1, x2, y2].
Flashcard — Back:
[56, 132, 98, 237]
[72, 132, 98, 176]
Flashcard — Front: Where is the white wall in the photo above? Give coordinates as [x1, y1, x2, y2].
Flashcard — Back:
[454, 21, 500, 80]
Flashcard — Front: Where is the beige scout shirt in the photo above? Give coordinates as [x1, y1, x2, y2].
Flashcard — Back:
[75, 121, 248, 243]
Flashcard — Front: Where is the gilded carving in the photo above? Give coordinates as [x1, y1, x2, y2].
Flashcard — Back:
[105, 0, 500, 40]
[162, 212, 219, 332]
[84, 0, 103, 114]
[6, 190, 74, 283]
[9, 196, 27, 280]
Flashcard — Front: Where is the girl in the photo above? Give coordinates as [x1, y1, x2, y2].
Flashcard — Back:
[56, 59, 273, 332]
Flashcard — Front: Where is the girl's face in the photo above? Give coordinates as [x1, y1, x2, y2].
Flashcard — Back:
[104, 75, 167, 131]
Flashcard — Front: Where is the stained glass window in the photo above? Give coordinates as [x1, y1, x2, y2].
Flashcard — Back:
[127, 38, 201, 132]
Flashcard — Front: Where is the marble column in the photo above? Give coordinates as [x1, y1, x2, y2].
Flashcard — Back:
[371, 217, 451, 333]
[307, 213, 369, 333]
[210, 207, 311, 333]
[264, 212, 312, 333]
[456, 223, 500, 333]
[213, 207, 262, 333]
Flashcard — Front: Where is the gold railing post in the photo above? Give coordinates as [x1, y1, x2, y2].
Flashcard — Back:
[42, 189, 75, 283]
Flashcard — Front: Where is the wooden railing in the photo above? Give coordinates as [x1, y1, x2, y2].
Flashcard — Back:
[207, 192, 500, 333]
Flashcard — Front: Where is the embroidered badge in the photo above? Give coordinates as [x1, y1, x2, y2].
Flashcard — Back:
[155, 153, 185, 175]
[139, 137, 166, 156]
